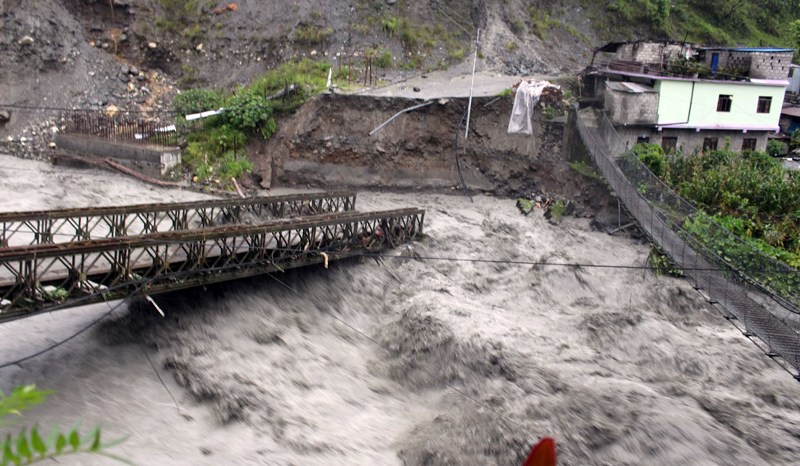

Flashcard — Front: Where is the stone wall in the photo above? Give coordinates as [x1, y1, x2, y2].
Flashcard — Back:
[749, 51, 793, 80]
[613, 127, 770, 154]
[616, 42, 687, 67]
[702, 50, 792, 80]
[54, 133, 181, 177]
[604, 85, 658, 126]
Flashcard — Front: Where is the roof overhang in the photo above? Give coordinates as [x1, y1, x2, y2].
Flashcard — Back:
[656, 123, 780, 132]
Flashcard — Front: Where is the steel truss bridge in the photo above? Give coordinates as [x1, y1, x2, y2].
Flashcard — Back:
[0, 191, 424, 323]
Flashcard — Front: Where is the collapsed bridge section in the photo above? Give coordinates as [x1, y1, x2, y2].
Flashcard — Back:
[0, 201, 424, 323]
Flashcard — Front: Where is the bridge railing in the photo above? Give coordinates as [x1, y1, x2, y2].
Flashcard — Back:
[0, 208, 424, 322]
[575, 109, 800, 377]
[0, 191, 357, 248]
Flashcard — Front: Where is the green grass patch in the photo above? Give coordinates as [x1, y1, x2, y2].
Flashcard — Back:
[569, 160, 603, 181]
[294, 25, 334, 45]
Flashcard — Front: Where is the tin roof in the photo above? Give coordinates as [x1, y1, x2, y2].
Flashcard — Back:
[698, 47, 794, 53]
[780, 107, 800, 118]
[606, 81, 656, 93]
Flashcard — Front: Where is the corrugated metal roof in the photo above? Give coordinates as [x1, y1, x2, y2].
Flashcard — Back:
[699, 47, 794, 53]
[606, 81, 656, 93]
[780, 107, 800, 118]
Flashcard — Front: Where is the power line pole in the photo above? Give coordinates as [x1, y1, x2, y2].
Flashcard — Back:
[464, 28, 482, 141]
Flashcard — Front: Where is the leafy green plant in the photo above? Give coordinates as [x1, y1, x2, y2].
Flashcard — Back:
[1, 385, 128, 465]
[632, 143, 667, 178]
[175, 60, 332, 187]
[497, 88, 513, 98]
[546, 199, 568, 224]
[648, 245, 683, 277]
[767, 139, 787, 158]
[173, 89, 223, 117]
[218, 153, 253, 181]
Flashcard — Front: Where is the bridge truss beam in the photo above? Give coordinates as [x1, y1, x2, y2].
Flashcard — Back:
[0, 208, 424, 323]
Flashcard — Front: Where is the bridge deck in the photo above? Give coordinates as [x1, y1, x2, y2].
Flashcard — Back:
[0, 207, 424, 323]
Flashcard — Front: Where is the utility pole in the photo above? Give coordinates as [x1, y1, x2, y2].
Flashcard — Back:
[464, 28, 482, 141]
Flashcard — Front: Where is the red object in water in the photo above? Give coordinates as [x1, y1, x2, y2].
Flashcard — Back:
[522, 437, 557, 466]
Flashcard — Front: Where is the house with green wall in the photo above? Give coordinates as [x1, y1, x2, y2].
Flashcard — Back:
[582, 42, 793, 155]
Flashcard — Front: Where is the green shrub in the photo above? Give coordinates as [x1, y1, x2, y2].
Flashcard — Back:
[196, 161, 212, 181]
[173, 89, 223, 116]
[632, 143, 667, 177]
[767, 139, 787, 157]
[381, 17, 401, 37]
[377, 51, 393, 68]
[221, 92, 271, 133]
[648, 245, 683, 277]
[218, 152, 253, 181]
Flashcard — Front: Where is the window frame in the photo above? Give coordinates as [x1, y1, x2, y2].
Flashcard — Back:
[661, 136, 678, 154]
[716, 94, 732, 112]
[757, 96, 772, 114]
[742, 138, 757, 151]
[703, 137, 719, 152]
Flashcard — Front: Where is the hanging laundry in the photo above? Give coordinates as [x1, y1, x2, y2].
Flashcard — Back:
[507, 80, 560, 135]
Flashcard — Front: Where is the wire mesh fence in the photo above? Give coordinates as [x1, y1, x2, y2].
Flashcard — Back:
[575, 108, 800, 378]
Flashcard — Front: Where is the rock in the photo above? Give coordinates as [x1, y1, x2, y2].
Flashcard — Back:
[0, 110, 10, 123]
[121, 65, 130, 75]
[18, 36, 34, 46]
[88, 71, 95, 77]
[413, 87, 421, 92]
[120, 73, 129, 82]
[6, 136, 13, 142]
[104, 105, 120, 117]
[137, 73, 146, 81]
[19, 137, 27, 143]
[147, 42, 157, 49]
[310, 49, 317, 56]
[48, 142, 56, 149]
[195, 43, 203, 51]
[129, 66, 139, 75]
[119, 33, 128, 42]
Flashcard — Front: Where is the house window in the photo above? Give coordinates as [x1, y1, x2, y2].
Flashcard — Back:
[717, 95, 732, 112]
[703, 137, 719, 151]
[742, 138, 757, 151]
[661, 137, 678, 153]
[636, 136, 651, 144]
[757, 96, 772, 114]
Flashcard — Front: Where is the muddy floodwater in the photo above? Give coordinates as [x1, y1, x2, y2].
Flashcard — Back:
[0, 155, 798, 465]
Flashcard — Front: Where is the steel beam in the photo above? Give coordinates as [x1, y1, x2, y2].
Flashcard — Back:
[0, 208, 424, 323]
[0, 191, 356, 248]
